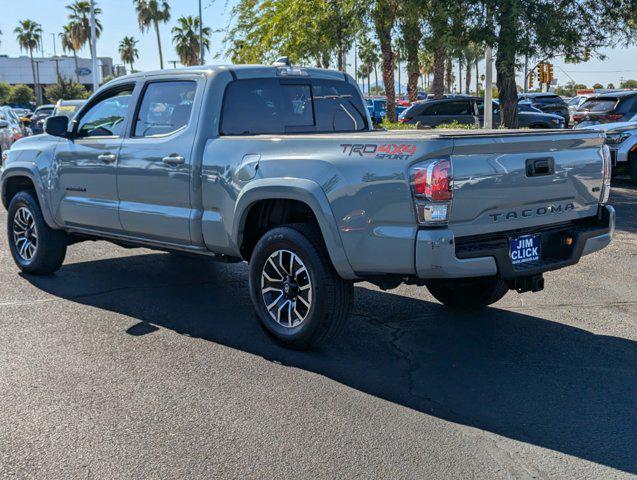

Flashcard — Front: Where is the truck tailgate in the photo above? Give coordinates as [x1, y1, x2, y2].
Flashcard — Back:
[449, 131, 605, 238]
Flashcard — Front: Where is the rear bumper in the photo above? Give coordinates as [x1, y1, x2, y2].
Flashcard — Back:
[415, 205, 614, 279]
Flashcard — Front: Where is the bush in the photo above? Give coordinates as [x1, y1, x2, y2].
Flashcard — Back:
[8, 84, 35, 104]
[44, 77, 89, 103]
[0, 82, 12, 104]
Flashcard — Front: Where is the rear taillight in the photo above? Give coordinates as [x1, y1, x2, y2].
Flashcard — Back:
[600, 145, 611, 204]
[605, 114, 623, 121]
[398, 117, 408, 123]
[410, 159, 452, 225]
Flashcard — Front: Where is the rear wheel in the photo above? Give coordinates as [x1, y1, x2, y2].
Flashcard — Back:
[249, 224, 353, 349]
[7, 190, 67, 275]
[426, 277, 509, 310]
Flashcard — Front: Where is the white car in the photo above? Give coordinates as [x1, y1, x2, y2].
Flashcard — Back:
[582, 113, 637, 183]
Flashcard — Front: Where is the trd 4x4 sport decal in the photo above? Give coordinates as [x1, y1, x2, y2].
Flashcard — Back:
[340, 143, 417, 160]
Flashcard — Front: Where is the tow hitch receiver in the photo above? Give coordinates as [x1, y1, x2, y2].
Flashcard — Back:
[508, 274, 545, 293]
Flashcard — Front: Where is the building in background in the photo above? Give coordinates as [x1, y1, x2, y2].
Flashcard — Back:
[0, 55, 121, 103]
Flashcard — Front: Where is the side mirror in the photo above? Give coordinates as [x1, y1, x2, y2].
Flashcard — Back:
[0, 120, 9, 129]
[44, 115, 70, 138]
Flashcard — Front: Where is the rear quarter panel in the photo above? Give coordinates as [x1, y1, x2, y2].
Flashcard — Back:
[201, 133, 453, 275]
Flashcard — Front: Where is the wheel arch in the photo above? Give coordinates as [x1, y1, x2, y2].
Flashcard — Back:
[233, 178, 357, 280]
[1, 167, 60, 229]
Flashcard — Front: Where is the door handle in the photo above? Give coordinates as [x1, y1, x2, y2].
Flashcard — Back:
[162, 155, 185, 166]
[526, 157, 555, 177]
[97, 153, 117, 163]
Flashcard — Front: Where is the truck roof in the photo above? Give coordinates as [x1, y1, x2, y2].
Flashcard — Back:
[106, 64, 349, 83]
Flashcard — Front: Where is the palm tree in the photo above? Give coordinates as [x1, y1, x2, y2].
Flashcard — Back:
[171, 16, 210, 67]
[66, 1, 103, 51]
[14, 20, 42, 103]
[59, 24, 81, 82]
[358, 36, 379, 95]
[119, 36, 139, 73]
[134, 0, 170, 69]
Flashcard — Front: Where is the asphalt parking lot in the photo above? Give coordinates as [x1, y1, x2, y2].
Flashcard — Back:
[1, 185, 635, 479]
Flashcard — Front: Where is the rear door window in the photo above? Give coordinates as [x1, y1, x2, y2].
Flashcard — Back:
[580, 98, 618, 112]
[220, 78, 367, 135]
[133, 81, 197, 137]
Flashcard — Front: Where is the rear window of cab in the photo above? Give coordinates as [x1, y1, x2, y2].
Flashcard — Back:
[220, 78, 368, 135]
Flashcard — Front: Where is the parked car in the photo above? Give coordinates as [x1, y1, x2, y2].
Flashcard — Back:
[0, 114, 14, 158]
[0, 106, 25, 142]
[366, 97, 408, 124]
[1, 64, 614, 349]
[53, 99, 87, 120]
[572, 91, 637, 127]
[580, 113, 637, 183]
[518, 93, 570, 127]
[398, 97, 565, 129]
[567, 95, 591, 121]
[30, 104, 55, 134]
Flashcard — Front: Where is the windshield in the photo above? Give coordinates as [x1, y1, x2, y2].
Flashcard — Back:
[36, 107, 54, 116]
[579, 98, 617, 112]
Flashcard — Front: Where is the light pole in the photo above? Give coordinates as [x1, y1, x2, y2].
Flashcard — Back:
[484, 47, 493, 129]
[198, 0, 204, 65]
[90, 0, 99, 91]
[51, 33, 57, 57]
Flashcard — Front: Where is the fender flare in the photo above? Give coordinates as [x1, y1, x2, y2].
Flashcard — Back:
[233, 178, 357, 280]
[1, 165, 61, 229]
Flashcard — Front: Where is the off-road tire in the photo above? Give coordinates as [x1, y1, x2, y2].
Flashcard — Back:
[249, 224, 353, 349]
[426, 277, 509, 310]
[7, 190, 67, 275]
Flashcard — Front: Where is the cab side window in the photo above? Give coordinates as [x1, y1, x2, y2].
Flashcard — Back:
[76, 87, 134, 138]
[133, 81, 197, 137]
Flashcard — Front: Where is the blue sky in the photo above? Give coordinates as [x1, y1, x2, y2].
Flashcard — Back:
[1, 0, 637, 88]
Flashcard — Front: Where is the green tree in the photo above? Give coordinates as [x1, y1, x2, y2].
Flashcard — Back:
[462, 42, 484, 94]
[371, 0, 398, 120]
[620, 79, 637, 88]
[119, 36, 140, 73]
[399, 1, 423, 102]
[607, 83, 616, 89]
[357, 64, 371, 94]
[14, 20, 42, 103]
[66, 1, 103, 53]
[592, 82, 604, 89]
[59, 24, 82, 82]
[172, 16, 210, 67]
[9, 84, 36, 104]
[358, 35, 380, 93]
[134, 0, 171, 69]
[479, 0, 616, 128]
[44, 77, 89, 103]
[224, 0, 363, 70]
[0, 82, 12, 104]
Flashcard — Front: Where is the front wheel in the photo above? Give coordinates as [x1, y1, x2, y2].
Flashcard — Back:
[426, 277, 509, 310]
[249, 224, 353, 350]
[7, 190, 67, 275]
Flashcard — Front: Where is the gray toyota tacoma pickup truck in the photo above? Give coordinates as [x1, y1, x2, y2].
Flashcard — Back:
[1, 64, 615, 349]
